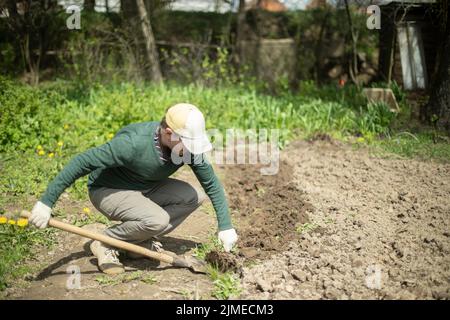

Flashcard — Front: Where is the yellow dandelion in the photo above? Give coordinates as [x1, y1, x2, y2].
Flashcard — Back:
[64, 124, 70, 130]
[0, 216, 7, 224]
[83, 207, 91, 214]
[57, 141, 64, 147]
[8, 219, 16, 225]
[107, 133, 114, 139]
[38, 150, 45, 156]
[48, 152, 55, 158]
[37, 145, 43, 150]
[17, 218, 28, 228]
[356, 137, 365, 143]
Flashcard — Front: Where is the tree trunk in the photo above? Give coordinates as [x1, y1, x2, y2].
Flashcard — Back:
[6, 0, 40, 84]
[343, 0, 359, 85]
[423, 12, 450, 132]
[235, 0, 246, 65]
[84, 0, 96, 11]
[135, 0, 162, 83]
[314, 8, 330, 84]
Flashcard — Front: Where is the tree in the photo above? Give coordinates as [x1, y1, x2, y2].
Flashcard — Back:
[134, 0, 162, 82]
[235, 0, 246, 65]
[313, 1, 330, 84]
[84, 0, 95, 11]
[422, 1, 450, 132]
[2, 0, 62, 85]
[343, 0, 359, 85]
[120, 1, 168, 82]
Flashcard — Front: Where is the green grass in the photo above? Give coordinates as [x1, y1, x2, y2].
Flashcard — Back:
[0, 75, 448, 293]
[94, 271, 157, 287]
[207, 265, 241, 300]
[192, 235, 222, 260]
[73, 211, 112, 228]
[0, 77, 399, 156]
[296, 222, 319, 235]
[0, 220, 56, 292]
[140, 273, 158, 285]
[192, 234, 241, 299]
[201, 202, 216, 217]
[374, 132, 450, 162]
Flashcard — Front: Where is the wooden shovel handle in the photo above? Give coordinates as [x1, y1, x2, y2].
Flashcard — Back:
[21, 210, 175, 264]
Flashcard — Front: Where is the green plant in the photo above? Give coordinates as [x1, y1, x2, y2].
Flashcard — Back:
[357, 102, 396, 138]
[162, 46, 238, 86]
[192, 234, 241, 299]
[94, 275, 122, 286]
[201, 203, 216, 216]
[193, 235, 222, 260]
[0, 217, 56, 290]
[94, 271, 157, 287]
[256, 186, 266, 198]
[73, 211, 112, 228]
[373, 131, 450, 162]
[207, 265, 241, 300]
[296, 222, 318, 234]
[140, 273, 157, 285]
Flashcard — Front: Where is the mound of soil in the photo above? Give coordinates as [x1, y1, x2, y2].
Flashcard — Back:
[239, 140, 450, 300]
[220, 160, 311, 259]
[205, 251, 242, 273]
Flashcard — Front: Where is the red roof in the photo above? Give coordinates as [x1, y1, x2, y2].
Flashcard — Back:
[246, 0, 287, 12]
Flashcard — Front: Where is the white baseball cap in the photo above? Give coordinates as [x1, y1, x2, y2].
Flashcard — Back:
[165, 103, 212, 155]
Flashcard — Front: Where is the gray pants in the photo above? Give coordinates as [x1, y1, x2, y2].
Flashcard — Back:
[89, 178, 207, 243]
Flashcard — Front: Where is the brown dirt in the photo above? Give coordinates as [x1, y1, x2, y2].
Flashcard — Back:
[205, 251, 241, 273]
[3, 139, 450, 300]
[239, 140, 450, 299]
[220, 161, 310, 257]
[2, 170, 218, 300]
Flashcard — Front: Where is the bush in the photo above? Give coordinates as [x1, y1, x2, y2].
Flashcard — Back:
[357, 102, 396, 139]
[0, 76, 397, 155]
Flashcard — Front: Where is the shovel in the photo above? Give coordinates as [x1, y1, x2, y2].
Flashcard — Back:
[20, 211, 207, 274]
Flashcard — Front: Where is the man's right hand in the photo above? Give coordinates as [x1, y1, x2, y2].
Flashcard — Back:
[29, 201, 52, 229]
[218, 228, 238, 252]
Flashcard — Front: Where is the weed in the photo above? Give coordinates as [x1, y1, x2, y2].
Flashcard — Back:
[207, 265, 241, 300]
[192, 235, 222, 260]
[0, 218, 56, 290]
[140, 273, 157, 285]
[94, 271, 157, 287]
[296, 222, 318, 235]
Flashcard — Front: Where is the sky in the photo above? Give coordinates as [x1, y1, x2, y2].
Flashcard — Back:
[57, 0, 312, 12]
[169, 0, 310, 12]
[57, 0, 395, 13]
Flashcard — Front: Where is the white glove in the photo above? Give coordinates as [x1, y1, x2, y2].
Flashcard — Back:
[29, 201, 52, 229]
[218, 228, 238, 252]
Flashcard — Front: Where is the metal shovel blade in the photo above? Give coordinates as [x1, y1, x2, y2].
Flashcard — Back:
[171, 255, 208, 274]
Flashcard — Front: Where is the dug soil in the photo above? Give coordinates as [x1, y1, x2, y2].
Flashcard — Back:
[220, 161, 310, 258]
[239, 140, 450, 299]
[3, 139, 449, 299]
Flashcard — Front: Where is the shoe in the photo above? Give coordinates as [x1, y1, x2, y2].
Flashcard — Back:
[126, 237, 165, 259]
[90, 240, 125, 274]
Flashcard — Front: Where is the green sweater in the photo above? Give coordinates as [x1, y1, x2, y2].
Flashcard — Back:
[40, 121, 232, 231]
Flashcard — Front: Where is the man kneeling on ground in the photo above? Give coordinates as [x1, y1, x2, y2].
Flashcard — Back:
[29, 103, 238, 274]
